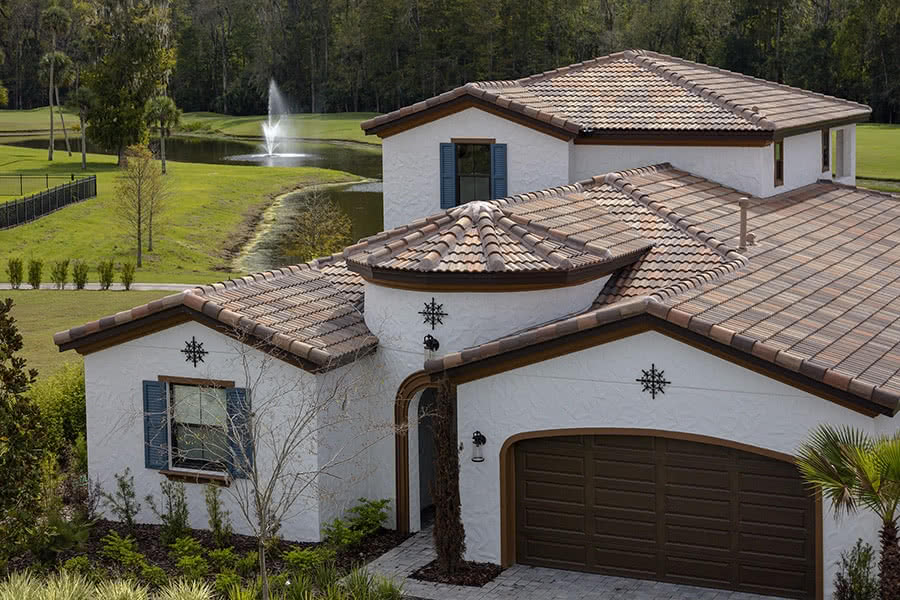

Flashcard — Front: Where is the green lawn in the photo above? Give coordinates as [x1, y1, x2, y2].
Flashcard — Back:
[181, 111, 380, 145]
[0, 106, 77, 133]
[7, 289, 170, 375]
[856, 124, 900, 181]
[0, 144, 358, 283]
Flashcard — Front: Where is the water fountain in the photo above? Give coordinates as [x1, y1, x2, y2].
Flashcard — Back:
[226, 80, 310, 165]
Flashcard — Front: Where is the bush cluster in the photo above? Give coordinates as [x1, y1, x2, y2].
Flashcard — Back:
[6, 256, 137, 290]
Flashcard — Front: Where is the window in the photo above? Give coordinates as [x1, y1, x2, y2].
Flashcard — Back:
[170, 383, 228, 471]
[456, 144, 492, 205]
[821, 129, 830, 173]
[774, 140, 784, 187]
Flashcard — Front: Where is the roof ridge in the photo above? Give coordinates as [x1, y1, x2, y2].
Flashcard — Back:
[602, 165, 746, 262]
[627, 51, 773, 130]
[513, 51, 631, 86]
[637, 50, 870, 121]
[494, 214, 574, 270]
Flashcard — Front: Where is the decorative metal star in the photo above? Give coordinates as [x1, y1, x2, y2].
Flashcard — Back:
[419, 297, 447, 330]
[181, 336, 208, 367]
[636, 363, 670, 399]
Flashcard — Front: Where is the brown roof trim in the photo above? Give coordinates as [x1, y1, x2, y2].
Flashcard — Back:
[773, 113, 872, 140]
[430, 311, 891, 418]
[574, 130, 772, 147]
[347, 249, 648, 292]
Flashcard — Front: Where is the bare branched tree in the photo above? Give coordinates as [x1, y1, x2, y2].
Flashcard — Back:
[115, 144, 166, 266]
[282, 188, 353, 263]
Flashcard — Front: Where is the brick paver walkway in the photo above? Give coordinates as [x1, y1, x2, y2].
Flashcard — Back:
[366, 527, 788, 600]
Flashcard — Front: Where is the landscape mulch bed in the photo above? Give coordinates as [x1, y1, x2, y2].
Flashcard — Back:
[8, 519, 411, 577]
[410, 559, 503, 587]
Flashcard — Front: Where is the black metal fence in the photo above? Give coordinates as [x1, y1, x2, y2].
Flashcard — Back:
[0, 175, 97, 229]
[0, 173, 92, 197]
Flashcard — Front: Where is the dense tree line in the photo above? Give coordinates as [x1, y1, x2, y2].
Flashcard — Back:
[2, 0, 898, 122]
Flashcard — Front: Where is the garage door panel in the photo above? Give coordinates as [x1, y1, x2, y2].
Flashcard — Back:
[516, 435, 816, 599]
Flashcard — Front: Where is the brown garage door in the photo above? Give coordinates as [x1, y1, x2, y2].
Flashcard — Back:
[515, 435, 816, 599]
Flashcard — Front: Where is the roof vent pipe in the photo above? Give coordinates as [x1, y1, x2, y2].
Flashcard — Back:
[739, 197, 749, 251]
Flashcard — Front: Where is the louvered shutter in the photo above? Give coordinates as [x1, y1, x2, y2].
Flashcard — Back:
[143, 380, 169, 470]
[227, 388, 253, 479]
[491, 143, 508, 199]
[439, 143, 456, 209]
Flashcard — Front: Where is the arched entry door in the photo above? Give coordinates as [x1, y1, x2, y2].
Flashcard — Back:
[514, 434, 817, 599]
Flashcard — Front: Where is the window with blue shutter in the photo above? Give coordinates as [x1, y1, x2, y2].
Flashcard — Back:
[143, 380, 169, 470]
[226, 387, 253, 479]
[439, 143, 456, 209]
[491, 143, 507, 199]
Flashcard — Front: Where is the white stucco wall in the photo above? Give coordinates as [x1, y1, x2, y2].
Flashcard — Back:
[84, 320, 385, 543]
[453, 330, 893, 595]
[381, 107, 571, 230]
[571, 143, 767, 197]
[833, 124, 857, 186]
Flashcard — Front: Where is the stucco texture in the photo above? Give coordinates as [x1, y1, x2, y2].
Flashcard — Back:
[454, 330, 890, 595]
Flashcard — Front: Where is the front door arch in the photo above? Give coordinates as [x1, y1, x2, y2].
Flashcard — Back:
[499, 428, 823, 600]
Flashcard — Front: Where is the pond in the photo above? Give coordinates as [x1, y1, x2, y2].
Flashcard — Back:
[6, 136, 385, 273]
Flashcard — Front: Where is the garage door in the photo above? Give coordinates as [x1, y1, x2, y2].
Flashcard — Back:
[515, 435, 816, 599]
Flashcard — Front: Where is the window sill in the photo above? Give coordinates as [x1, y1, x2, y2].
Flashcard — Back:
[159, 469, 230, 486]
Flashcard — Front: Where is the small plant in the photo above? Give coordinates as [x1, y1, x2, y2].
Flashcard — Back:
[50, 259, 70, 289]
[226, 581, 259, 600]
[283, 545, 336, 575]
[98, 260, 115, 290]
[169, 535, 205, 561]
[208, 546, 237, 572]
[100, 531, 146, 573]
[6, 257, 23, 289]
[175, 554, 210, 581]
[373, 575, 404, 600]
[139, 563, 167, 588]
[43, 571, 93, 600]
[344, 567, 374, 599]
[205, 483, 233, 548]
[0, 571, 40, 598]
[147, 480, 190, 544]
[322, 517, 364, 549]
[214, 571, 242, 597]
[834, 538, 879, 600]
[102, 468, 141, 529]
[27, 257, 43, 289]
[347, 498, 391, 537]
[120, 262, 135, 291]
[94, 579, 150, 600]
[62, 555, 94, 577]
[73, 432, 89, 474]
[235, 550, 258, 578]
[72, 260, 89, 289]
[312, 561, 340, 591]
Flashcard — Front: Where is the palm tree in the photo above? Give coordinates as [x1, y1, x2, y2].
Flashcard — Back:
[40, 4, 71, 161]
[71, 86, 95, 170]
[796, 425, 900, 599]
[39, 51, 73, 156]
[144, 95, 181, 175]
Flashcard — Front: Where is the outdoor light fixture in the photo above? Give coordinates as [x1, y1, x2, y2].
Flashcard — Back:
[471, 431, 487, 462]
[423, 334, 440, 352]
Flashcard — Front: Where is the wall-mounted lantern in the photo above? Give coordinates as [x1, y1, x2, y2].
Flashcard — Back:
[471, 431, 487, 462]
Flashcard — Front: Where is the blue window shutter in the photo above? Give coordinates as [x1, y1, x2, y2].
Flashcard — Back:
[439, 143, 456, 209]
[491, 143, 507, 199]
[227, 388, 253, 479]
[143, 380, 168, 470]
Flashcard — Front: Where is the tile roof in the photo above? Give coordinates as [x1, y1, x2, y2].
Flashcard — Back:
[53, 258, 375, 370]
[425, 165, 900, 415]
[343, 197, 652, 285]
[361, 50, 870, 136]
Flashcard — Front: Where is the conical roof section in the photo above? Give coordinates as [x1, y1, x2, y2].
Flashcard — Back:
[344, 192, 652, 290]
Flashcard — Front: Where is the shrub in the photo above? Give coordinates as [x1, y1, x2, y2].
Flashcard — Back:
[0, 571, 41, 600]
[72, 260, 89, 289]
[50, 259, 70, 289]
[94, 579, 149, 600]
[235, 551, 258, 578]
[169, 536, 205, 561]
[99, 530, 143, 570]
[120, 262, 135, 291]
[214, 571, 242, 597]
[343, 567, 374, 600]
[282, 573, 313, 600]
[147, 481, 190, 545]
[43, 571, 93, 600]
[6, 257, 23, 289]
[283, 545, 336, 575]
[139, 564, 167, 588]
[347, 498, 390, 537]
[73, 432, 89, 474]
[29, 361, 86, 453]
[834, 538, 879, 600]
[157, 578, 214, 599]
[373, 575, 403, 600]
[27, 511, 91, 563]
[62, 555, 94, 577]
[102, 468, 141, 529]
[27, 258, 43, 289]
[205, 483, 233, 548]
[208, 546, 237, 572]
[312, 561, 340, 591]
[322, 517, 363, 549]
[98, 260, 115, 290]
[226, 582, 259, 600]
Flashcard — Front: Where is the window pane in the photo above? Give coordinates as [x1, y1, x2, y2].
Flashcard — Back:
[172, 384, 226, 426]
[456, 144, 490, 176]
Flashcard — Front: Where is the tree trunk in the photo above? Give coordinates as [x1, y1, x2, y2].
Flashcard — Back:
[431, 377, 465, 575]
[79, 109, 86, 170]
[221, 27, 228, 115]
[55, 86, 72, 156]
[881, 521, 900, 600]
[136, 189, 143, 268]
[48, 34, 55, 161]
[160, 121, 167, 175]
[257, 508, 270, 600]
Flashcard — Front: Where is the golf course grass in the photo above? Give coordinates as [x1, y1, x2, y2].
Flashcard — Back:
[7, 289, 170, 375]
[180, 111, 380, 145]
[0, 144, 358, 284]
[856, 124, 900, 181]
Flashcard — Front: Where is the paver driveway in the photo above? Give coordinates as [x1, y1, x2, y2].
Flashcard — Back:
[366, 527, 791, 600]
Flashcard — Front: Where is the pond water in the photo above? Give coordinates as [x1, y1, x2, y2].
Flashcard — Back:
[6, 136, 385, 272]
